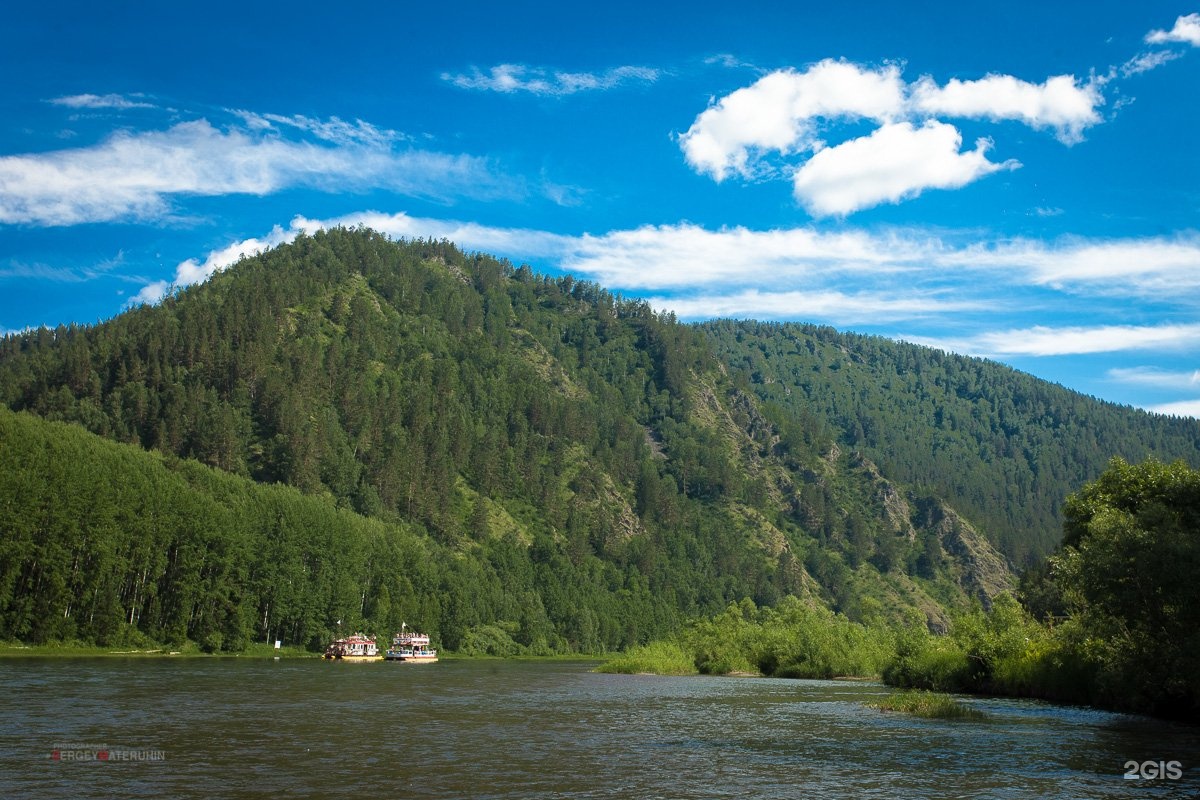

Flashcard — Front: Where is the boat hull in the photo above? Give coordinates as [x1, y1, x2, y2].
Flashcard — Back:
[384, 653, 438, 663]
[324, 654, 384, 661]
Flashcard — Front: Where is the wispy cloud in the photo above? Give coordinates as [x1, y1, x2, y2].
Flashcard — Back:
[228, 110, 405, 147]
[1118, 49, 1184, 77]
[947, 234, 1200, 298]
[914, 323, 1200, 358]
[443, 64, 660, 96]
[0, 252, 130, 284]
[48, 93, 156, 110]
[645, 288, 984, 322]
[1107, 366, 1200, 390]
[0, 116, 511, 226]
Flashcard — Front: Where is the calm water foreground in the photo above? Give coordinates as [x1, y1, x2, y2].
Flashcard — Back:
[0, 657, 1196, 798]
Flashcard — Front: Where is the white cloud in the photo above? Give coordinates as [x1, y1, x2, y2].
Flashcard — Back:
[443, 64, 659, 95]
[917, 323, 1200, 357]
[152, 213, 1200, 303]
[559, 223, 935, 290]
[49, 93, 155, 110]
[126, 280, 171, 307]
[679, 59, 1107, 212]
[178, 225, 295, 286]
[948, 234, 1200, 297]
[792, 121, 1016, 217]
[292, 211, 574, 261]
[228, 110, 402, 147]
[0, 118, 508, 226]
[909, 74, 1103, 144]
[647, 288, 983, 322]
[1146, 13, 1200, 46]
[1107, 366, 1200, 390]
[288, 214, 935, 291]
[678, 60, 906, 181]
[127, 224, 301, 307]
[1119, 49, 1184, 77]
[1147, 399, 1200, 418]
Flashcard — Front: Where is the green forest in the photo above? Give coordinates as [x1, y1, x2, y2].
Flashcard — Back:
[603, 458, 1200, 720]
[0, 407, 673, 653]
[1, 228, 1197, 703]
[704, 320, 1200, 565]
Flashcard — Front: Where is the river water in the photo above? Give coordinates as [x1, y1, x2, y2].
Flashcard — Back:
[1, 657, 1195, 798]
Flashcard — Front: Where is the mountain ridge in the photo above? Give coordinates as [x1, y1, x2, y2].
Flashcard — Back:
[1, 227, 1196, 650]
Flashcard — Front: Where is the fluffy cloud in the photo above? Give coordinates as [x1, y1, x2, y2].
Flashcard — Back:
[0, 119, 507, 226]
[679, 60, 906, 181]
[443, 64, 659, 95]
[126, 280, 171, 307]
[909, 74, 1103, 144]
[680, 57, 1111, 212]
[1146, 12, 1200, 46]
[127, 224, 295, 307]
[792, 121, 1016, 216]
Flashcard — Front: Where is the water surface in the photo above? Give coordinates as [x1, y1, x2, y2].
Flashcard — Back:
[1, 658, 1196, 798]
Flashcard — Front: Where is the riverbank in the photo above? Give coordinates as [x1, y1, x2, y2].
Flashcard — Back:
[0, 640, 317, 658]
[0, 640, 611, 661]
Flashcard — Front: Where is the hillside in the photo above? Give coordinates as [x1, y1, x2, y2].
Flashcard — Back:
[703, 320, 1200, 565]
[1, 228, 1195, 651]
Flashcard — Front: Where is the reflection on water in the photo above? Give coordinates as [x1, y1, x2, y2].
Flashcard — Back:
[1, 658, 1196, 798]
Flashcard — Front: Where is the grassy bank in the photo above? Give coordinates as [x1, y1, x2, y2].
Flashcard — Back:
[596, 597, 891, 680]
[594, 641, 698, 675]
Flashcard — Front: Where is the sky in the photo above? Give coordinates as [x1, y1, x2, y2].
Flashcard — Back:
[1, 1, 1199, 416]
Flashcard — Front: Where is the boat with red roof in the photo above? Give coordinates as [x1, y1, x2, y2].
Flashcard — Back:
[323, 633, 382, 661]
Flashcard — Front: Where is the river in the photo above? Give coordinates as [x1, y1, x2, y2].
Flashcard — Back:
[1, 657, 1195, 798]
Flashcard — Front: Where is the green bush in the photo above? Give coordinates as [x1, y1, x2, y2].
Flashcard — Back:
[882, 625, 971, 691]
[871, 690, 986, 720]
[458, 623, 522, 657]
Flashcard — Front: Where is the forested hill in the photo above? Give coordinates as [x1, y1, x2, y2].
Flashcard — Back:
[703, 321, 1200, 566]
[0, 227, 1196, 651]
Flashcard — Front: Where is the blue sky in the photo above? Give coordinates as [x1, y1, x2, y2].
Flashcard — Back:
[2, 2, 1199, 416]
